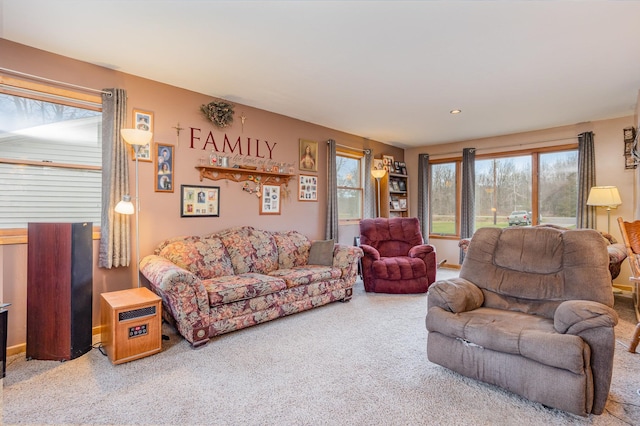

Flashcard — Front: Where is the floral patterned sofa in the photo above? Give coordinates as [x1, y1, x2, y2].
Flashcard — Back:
[140, 226, 363, 347]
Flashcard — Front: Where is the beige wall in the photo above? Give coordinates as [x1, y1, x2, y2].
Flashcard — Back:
[2, 39, 636, 350]
[405, 116, 637, 285]
[0, 40, 403, 349]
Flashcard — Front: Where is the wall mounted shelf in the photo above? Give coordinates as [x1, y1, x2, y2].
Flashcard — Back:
[195, 165, 295, 187]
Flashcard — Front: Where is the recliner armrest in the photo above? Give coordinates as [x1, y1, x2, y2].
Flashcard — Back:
[554, 300, 619, 334]
[360, 243, 380, 260]
[427, 278, 484, 313]
[408, 244, 435, 258]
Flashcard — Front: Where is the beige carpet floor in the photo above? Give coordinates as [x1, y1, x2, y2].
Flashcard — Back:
[2, 268, 639, 425]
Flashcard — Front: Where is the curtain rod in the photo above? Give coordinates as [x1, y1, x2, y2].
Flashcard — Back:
[431, 136, 580, 157]
[0, 67, 112, 97]
[329, 141, 370, 154]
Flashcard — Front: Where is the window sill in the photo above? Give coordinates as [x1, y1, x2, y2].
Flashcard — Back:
[0, 228, 101, 245]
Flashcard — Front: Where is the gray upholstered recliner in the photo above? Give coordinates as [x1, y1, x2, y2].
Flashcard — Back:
[426, 226, 618, 416]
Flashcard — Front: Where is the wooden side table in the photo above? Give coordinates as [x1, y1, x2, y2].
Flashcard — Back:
[100, 287, 162, 364]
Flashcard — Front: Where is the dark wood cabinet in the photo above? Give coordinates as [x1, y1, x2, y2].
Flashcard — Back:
[1, 307, 7, 377]
[27, 222, 93, 361]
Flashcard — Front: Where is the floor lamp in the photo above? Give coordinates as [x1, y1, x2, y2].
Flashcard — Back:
[371, 169, 387, 217]
[586, 186, 622, 234]
[115, 128, 153, 287]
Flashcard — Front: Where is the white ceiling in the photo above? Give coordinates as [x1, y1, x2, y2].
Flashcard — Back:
[2, 1, 640, 148]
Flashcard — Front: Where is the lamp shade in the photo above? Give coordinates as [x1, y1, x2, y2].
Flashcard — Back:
[371, 169, 386, 179]
[586, 186, 622, 207]
[121, 128, 153, 146]
[114, 195, 135, 215]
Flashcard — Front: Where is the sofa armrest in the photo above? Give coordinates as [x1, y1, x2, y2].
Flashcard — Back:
[359, 244, 380, 260]
[140, 255, 211, 345]
[332, 244, 363, 284]
[554, 300, 618, 335]
[427, 278, 484, 313]
[332, 244, 363, 267]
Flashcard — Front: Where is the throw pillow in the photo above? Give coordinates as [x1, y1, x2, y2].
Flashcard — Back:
[308, 239, 334, 266]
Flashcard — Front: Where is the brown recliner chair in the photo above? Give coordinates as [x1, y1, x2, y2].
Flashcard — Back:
[359, 217, 436, 293]
[426, 226, 618, 416]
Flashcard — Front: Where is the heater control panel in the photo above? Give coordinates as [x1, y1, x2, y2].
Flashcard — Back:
[128, 323, 148, 338]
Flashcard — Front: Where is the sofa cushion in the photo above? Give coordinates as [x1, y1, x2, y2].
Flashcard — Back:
[269, 266, 342, 288]
[273, 231, 311, 269]
[154, 235, 201, 255]
[218, 227, 279, 274]
[203, 273, 287, 307]
[426, 306, 588, 374]
[308, 239, 335, 266]
[158, 237, 234, 279]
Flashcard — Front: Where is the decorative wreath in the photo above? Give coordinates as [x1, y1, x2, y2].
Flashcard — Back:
[200, 101, 235, 128]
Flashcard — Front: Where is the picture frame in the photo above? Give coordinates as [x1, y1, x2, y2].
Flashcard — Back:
[624, 126, 637, 170]
[131, 109, 153, 162]
[180, 184, 220, 217]
[392, 200, 400, 210]
[399, 162, 408, 175]
[299, 174, 318, 201]
[382, 155, 395, 172]
[398, 180, 407, 192]
[399, 198, 407, 209]
[299, 139, 318, 172]
[391, 179, 400, 192]
[372, 158, 384, 172]
[155, 142, 174, 192]
[260, 184, 281, 215]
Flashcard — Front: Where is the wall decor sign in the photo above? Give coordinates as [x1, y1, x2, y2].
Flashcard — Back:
[299, 139, 318, 172]
[155, 142, 174, 192]
[131, 109, 153, 162]
[260, 184, 281, 215]
[180, 184, 220, 217]
[299, 174, 318, 201]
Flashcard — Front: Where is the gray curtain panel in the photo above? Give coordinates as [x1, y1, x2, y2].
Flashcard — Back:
[577, 131, 596, 229]
[99, 88, 131, 269]
[363, 149, 375, 219]
[417, 153, 430, 243]
[325, 139, 339, 240]
[460, 148, 476, 263]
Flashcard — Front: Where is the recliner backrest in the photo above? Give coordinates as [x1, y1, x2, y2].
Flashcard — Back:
[359, 217, 424, 257]
[460, 227, 613, 318]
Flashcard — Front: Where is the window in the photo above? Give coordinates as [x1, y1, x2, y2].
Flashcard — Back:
[538, 150, 578, 228]
[430, 161, 458, 235]
[475, 155, 531, 229]
[0, 83, 102, 232]
[336, 151, 363, 221]
[428, 146, 578, 237]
